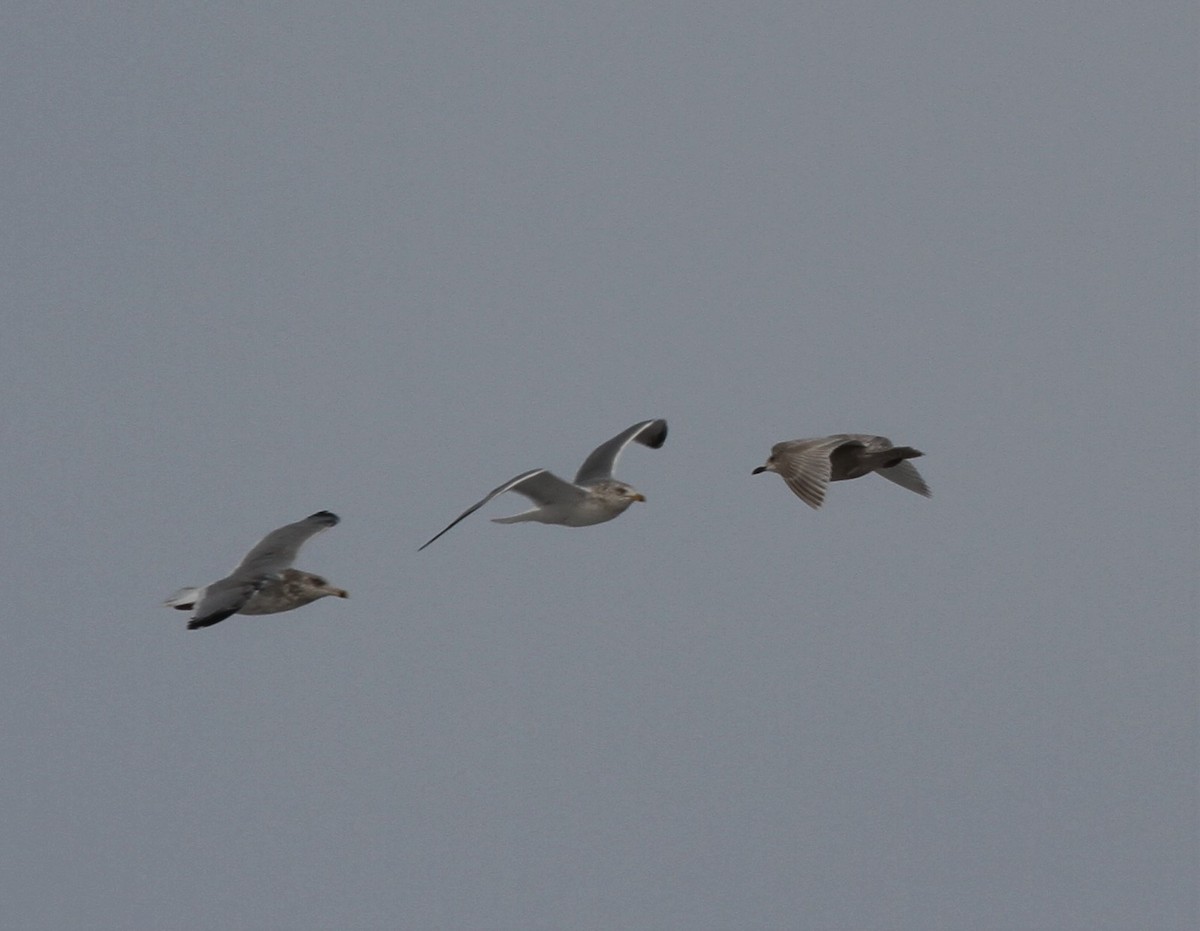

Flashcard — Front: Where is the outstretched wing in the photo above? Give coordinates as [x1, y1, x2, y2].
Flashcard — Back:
[230, 510, 340, 579]
[187, 578, 264, 629]
[774, 438, 844, 509]
[418, 470, 583, 551]
[876, 460, 932, 497]
[574, 419, 668, 485]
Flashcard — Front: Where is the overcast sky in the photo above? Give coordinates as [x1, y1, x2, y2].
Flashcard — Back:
[2, 3, 1195, 929]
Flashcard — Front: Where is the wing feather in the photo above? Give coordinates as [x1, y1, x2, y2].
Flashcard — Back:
[875, 460, 932, 497]
[232, 511, 340, 578]
[418, 470, 583, 551]
[574, 419, 668, 485]
[774, 440, 839, 509]
[187, 578, 262, 629]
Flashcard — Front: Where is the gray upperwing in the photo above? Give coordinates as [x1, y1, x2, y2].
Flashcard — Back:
[574, 419, 668, 485]
[418, 469, 582, 551]
[231, 510, 340, 580]
[504, 469, 586, 506]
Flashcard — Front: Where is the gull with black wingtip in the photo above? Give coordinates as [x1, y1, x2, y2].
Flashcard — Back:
[419, 419, 668, 550]
[165, 510, 347, 630]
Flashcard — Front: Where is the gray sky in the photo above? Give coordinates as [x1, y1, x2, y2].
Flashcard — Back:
[3, 3, 1195, 929]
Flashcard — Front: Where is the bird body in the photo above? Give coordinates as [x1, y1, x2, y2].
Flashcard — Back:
[489, 476, 645, 527]
[753, 434, 930, 509]
[165, 569, 348, 617]
[419, 419, 666, 550]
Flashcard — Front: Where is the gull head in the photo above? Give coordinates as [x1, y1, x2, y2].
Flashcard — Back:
[611, 482, 646, 504]
[300, 573, 349, 599]
[588, 480, 647, 509]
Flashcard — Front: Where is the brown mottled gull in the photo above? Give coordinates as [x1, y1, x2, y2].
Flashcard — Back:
[753, 434, 930, 509]
[164, 510, 347, 630]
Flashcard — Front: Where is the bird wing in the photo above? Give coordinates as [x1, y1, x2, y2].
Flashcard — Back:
[774, 438, 842, 509]
[832, 434, 930, 496]
[418, 469, 584, 551]
[875, 460, 932, 497]
[573, 419, 668, 485]
[187, 577, 263, 629]
[828, 433, 891, 449]
[229, 510, 340, 580]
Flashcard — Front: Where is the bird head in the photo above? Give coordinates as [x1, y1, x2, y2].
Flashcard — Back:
[298, 573, 349, 600]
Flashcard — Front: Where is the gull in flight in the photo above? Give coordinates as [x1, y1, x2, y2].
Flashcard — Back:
[419, 419, 668, 550]
[164, 510, 347, 629]
[753, 434, 930, 509]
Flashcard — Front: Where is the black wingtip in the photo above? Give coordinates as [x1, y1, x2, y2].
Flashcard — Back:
[643, 419, 668, 449]
[187, 609, 237, 630]
[307, 510, 340, 525]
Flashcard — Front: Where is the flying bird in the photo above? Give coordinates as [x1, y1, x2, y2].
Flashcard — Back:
[164, 510, 347, 630]
[165, 570, 348, 617]
[753, 434, 930, 509]
[419, 419, 668, 550]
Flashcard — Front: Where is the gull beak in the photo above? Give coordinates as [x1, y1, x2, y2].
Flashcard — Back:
[632, 493, 646, 502]
[752, 465, 767, 475]
[329, 588, 349, 599]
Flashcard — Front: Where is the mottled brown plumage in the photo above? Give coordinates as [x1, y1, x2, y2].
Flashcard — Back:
[166, 568, 348, 626]
[753, 434, 930, 509]
[164, 511, 347, 629]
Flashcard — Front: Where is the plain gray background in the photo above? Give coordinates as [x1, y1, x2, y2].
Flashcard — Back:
[3, 3, 1195, 929]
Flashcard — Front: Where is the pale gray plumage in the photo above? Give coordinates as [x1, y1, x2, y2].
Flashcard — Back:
[753, 434, 930, 509]
[419, 419, 667, 550]
[165, 510, 346, 630]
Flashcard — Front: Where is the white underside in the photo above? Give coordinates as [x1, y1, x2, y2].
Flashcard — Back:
[491, 496, 633, 527]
